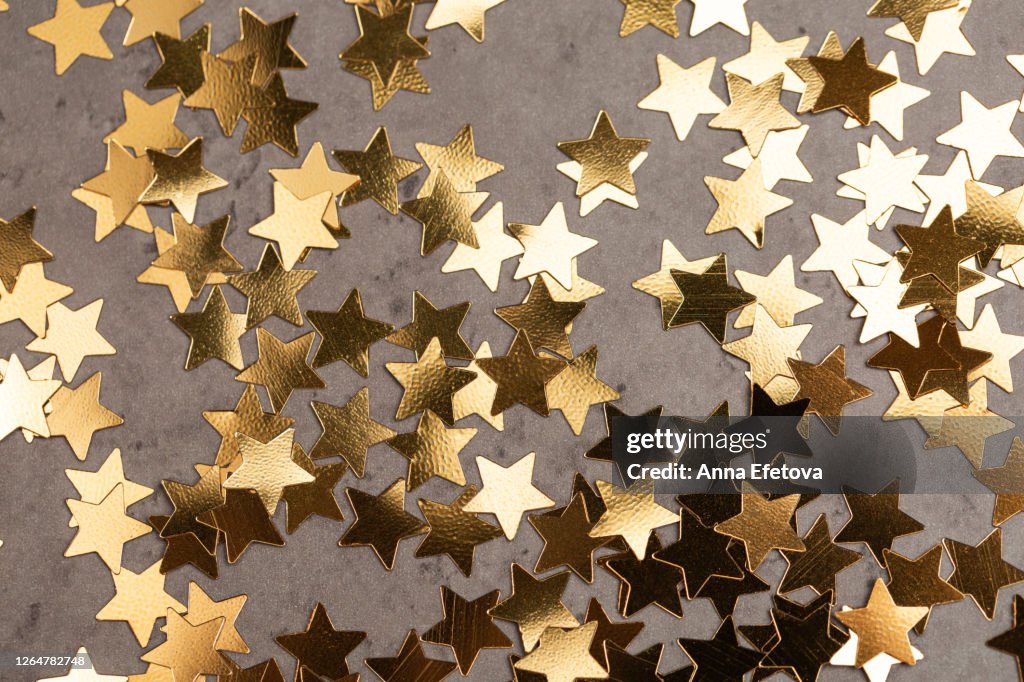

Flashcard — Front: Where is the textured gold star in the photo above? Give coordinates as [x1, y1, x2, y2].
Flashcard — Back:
[545, 346, 620, 435]
[141, 610, 233, 680]
[425, 0, 506, 42]
[588, 479, 677, 559]
[514, 622, 607, 682]
[723, 21, 809, 92]
[271, 142, 359, 231]
[885, 2, 975, 75]
[688, 0, 750, 36]
[416, 124, 503, 195]
[924, 379, 1012, 468]
[670, 253, 756, 343]
[185, 53, 270, 135]
[81, 142, 156, 230]
[838, 579, 929, 666]
[0, 263, 72, 336]
[476, 331, 566, 416]
[441, 202, 522, 292]
[638, 55, 725, 141]
[386, 337, 476, 424]
[710, 73, 800, 155]
[488, 564, 579, 650]
[452, 342, 504, 431]
[239, 74, 319, 156]
[170, 286, 247, 370]
[734, 254, 822, 328]
[224, 429, 314, 515]
[704, 160, 794, 248]
[27, 0, 114, 75]
[341, 4, 430, 85]
[509, 203, 598, 289]
[141, 138, 229, 222]
[464, 452, 554, 539]
[308, 288, 394, 375]
[152, 213, 242, 298]
[0, 207, 52, 293]
[103, 90, 188, 154]
[387, 409, 476, 490]
[122, 0, 202, 46]
[96, 560, 185, 646]
[400, 171, 488, 255]
[807, 37, 896, 124]
[228, 245, 316, 329]
[715, 483, 805, 570]
[938, 92, 1024, 178]
[334, 127, 423, 214]
[387, 291, 472, 360]
[235, 329, 325, 412]
[46, 372, 124, 460]
[339, 478, 427, 570]
[146, 25, 210, 97]
[219, 8, 307, 85]
[249, 183, 337, 270]
[0, 354, 61, 441]
[633, 240, 718, 330]
[788, 345, 872, 434]
[203, 384, 294, 468]
[66, 485, 151, 573]
[558, 111, 649, 197]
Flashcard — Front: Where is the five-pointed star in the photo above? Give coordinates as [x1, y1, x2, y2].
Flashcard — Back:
[81, 142, 156, 229]
[897, 206, 983, 290]
[885, 3, 975, 76]
[146, 25, 210, 96]
[515, 622, 607, 682]
[734, 254, 822, 328]
[557, 111, 649, 197]
[183, 581, 249, 653]
[400, 171, 488, 254]
[311, 387, 395, 476]
[803, 210, 891, 289]
[65, 448, 153, 524]
[141, 138, 229, 222]
[386, 291, 472, 360]
[633, 240, 718, 330]
[779, 514, 861, 596]
[453, 342, 505, 431]
[224, 429, 314, 515]
[423, 587, 510, 673]
[0, 354, 61, 441]
[200, 487, 284, 563]
[342, 4, 430, 85]
[464, 452, 554, 539]
[387, 409, 474, 492]
[334, 127, 423, 214]
[28, 0, 114, 75]
[688, 0, 749, 36]
[75, 184, 152, 242]
[152, 213, 241, 298]
[917, 152, 1002, 223]
[788, 346, 872, 434]
[710, 73, 799, 155]
[924, 379, 1012, 468]
[529, 493, 610, 582]
[96, 560, 185, 646]
[415, 487, 502, 576]
[282, 445, 346, 534]
[976, 438, 1024, 526]
[808, 37, 896, 124]
[271, 142, 359, 230]
[843, 51, 929, 140]
[425, 0, 506, 42]
[103, 90, 188, 154]
[724, 21, 809, 92]
[0, 263, 72, 337]
[848, 259, 927, 345]
[705, 160, 794, 248]
[442, 202, 522, 291]
[122, 0, 202, 46]
[27, 300, 116, 381]
[837, 579, 929, 666]
[489, 563, 579, 651]
[185, 53, 270, 135]
[715, 484, 805, 570]
[723, 125, 813, 188]
[203, 384, 294, 468]
[588, 479, 676, 559]
[545, 346, 620, 435]
[988, 593, 1024, 678]
[416, 124, 503, 195]
[0, 207, 53, 292]
[678, 616, 763, 680]
[956, 182, 1024, 267]
[496, 278, 583, 358]
[229, 245, 316, 328]
[66, 485, 151, 573]
[946, 528, 1024, 620]
[509, 203, 598, 289]
[884, 545, 964, 634]
[938, 91, 1024, 178]
[838, 135, 928, 223]
[617, 0, 682, 38]
[386, 338, 476, 425]
[47, 372, 124, 460]
[724, 304, 811, 388]
[276, 603, 366, 679]
[308, 288, 394, 375]
[219, 8, 307, 84]
[339, 478, 427, 569]
[638, 55, 725, 141]
[249, 183, 337, 270]
[476, 331, 566, 416]
[143, 610, 233, 680]
[835, 480, 924, 565]
[235, 329, 325, 411]
[170, 286, 247, 370]
[239, 74, 319, 156]
[670, 253, 756, 342]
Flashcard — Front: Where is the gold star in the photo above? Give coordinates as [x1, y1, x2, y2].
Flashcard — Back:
[545, 346, 620, 436]
[239, 74, 319, 156]
[46, 372, 123, 460]
[883, 370, 959, 423]
[103, 90, 188, 154]
[146, 24, 210, 97]
[283, 446, 346, 534]
[386, 337, 476, 424]
[715, 483, 805, 569]
[945, 527, 1024, 620]
[341, 4, 430, 85]
[73, 187, 153, 243]
[848, 259, 926, 345]
[416, 490, 503, 577]
[787, 31, 843, 112]
[0, 207, 52, 292]
[184, 53, 270, 135]
[66, 485, 150, 573]
[387, 291, 472, 360]
[558, 111, 649, 197]
[0, 354, 61, 441]
[464, 452, 554, 539]
[710, 73, 799, 155]
[869, 0, 957, 39]
[453, 342, 504, 431]
[27, 300, 115, 381]
[235, 329, 325, 411]
[388, 409, 476, 490]
[842, 51, 929, 140]
[917, 152, 1003, 224]
[425, 0, 506, 42]
[588, 479, 676, 559]
[633, 240, 718, 330]
[885, 2, 974, 75]
[723, 125, 813, 188]
[142, 610, 233, 680]
[897, 206, 983, 290]
[938, 91, 1024, 180]
[224, 429, 314, 515]
[123, 0, 202, 46]
[27, 0, 114, 75]
[704, 160, 793, 248]
[65, 449, 153, 526]
[339, 478, 427, 570]
[975, 437, 1024, 525]
[228, 245, 316, 328]
[734, 255, 822, 328]
[788, 345, 872, 434]
[688, 0, 749, 36]
[961, 304, 1024, 392]
[514, 622, 607, 682]
[159, 466, 224, 551]
[476, 331, 566, 416]
[638, 55, 725, 141]
[496, 278, 584, 358]
[400, 171, 488, 255]
[724, 21, 809, 92]
[309, 388, 394, 477]
[837, 135, 928, 224]
[0, 263, 72, 336]
[669, 253, 756, 343]
[883, 545, 963, 634]
[141, 138, 229, 222]
[203, 384, 294, 469]
[219, 8, 307, 85]
[837, 579, 928, 666]
[342, 32, 432, 111]
[333, 127, 423, 214]
[170, 285, 247, 371]
[807, 37, 896, 124]
[509, 203, 598, 289]
[416, 124, 503, 195]
[96, 560, 185, 646]
[81, 142, 156, 229]
[488, 564, 579, 650]
[955, 181, 1024, 267]
[249, 183, 337, 270]
[270, 142, 359, 231]
[184, 582, 249, 653]
[151, 213, 241, 298]
[923, 379, 1012, 468]
[422, 587, 510, 671]
[442, 202, 522, 292]
[308, 288, 394, 375]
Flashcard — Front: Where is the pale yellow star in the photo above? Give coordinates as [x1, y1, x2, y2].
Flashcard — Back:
[961, 303, 1024, 392]
[916, 151, 1002, 223]
[723, 304, 812, 387]
[688, 0, 749, 36]
[464, 452, 554, 539]
[802, 211, 891, 289]
[842, 52, 929, 141]
[847, 259, 926, 346]
[837, 135, 928, 224]
[26, 300, 116, 381]
[441, 202, 522, 291]
[885, 1, 974, 76]
[734, 255, 822, 328]
[248, 183, 337, 269]
[723, 21, 808, 92]
[937, 91, 1024, 178]
[722, 125, 812, 189]
[425, 0, 506, 42]
[510, 203, 597, 289]
[638, 55, 725, 141]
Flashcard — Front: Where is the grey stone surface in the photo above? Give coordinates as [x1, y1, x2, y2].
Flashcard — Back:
[1, 0, 1024, 679]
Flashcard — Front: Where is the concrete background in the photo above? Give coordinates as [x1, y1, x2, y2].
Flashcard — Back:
[1, 0, 1024, 679]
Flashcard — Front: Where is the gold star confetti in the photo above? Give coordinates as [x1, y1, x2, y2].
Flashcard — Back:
[937, 91, 1024, 177]
[386, 338, 476, 425]
[724, 21, 809, 92]
[715, 483, 804, 570]
[141, 609, 233, 680]
[248, 183, 337, 270]
[710, 73, 800, 155]
[945, 527, 1024, 620]
[588, 479, 676, 559]
[400, 171, 488, 255]
[46, 372, 123, 460]
[141, 138, 228, 222]
[514, 622, 607, 682]
[464, 452, 554, 539]
[545, 346, 620, 435]
[416, 124, 503, 195]
[734, 255, 822, 328]
[509, 203, 598, 289]
[151, 213, 242, 299]
[334, 127, 423, 214]
[311, 387, 395, 477]
[837, 579, 929, 666]
[339, 478, 427, 570]
[276, 603, 365, 679]
[0, 262, 72, 336]
[27, 299, 115, 381]
[235, 328, 325, 412]
[225, 429, 314, 515]
[837, 135, 928, 225]
[219, 8, 307, 85]
[103, 90, 188, 154]
[670, 253, 756, 342]
[975, 437, 1024, 526]
[425, 0, 506, 42]
[704, 160, 794, 248]
[638, 55, 725, 141]
[476, 330, 566, 416]
[558, 111, 649, 197]
[95, 560, 185, 646]
[0, 354, 61, 441]
[788, 345, 872, 434]
[122, 0, 202, 47]
[308, 288, 394, 375]
[170, 285, 247, 370]
[146, 25, 210, 97]
[688, 0, 749, 36]
[27, 0, 114, 75]
[842, 51, 930, 140]
[724, 305, 810, 395]
[441, 202, 522, 291]
[271, 142, 359, 231]
[452, 341, 504, 431]
[229, 245, 316, 328]
[203, 384, 294, 469]
[885, 2, 974, 75]
[807, 36, 896, 124]
[239, 74, 318, 156]
[489, 563, 579, 651]
[66, 485, 150, 573]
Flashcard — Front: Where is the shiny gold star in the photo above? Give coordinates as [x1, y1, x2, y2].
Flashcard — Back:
[334, 127, 423, 214]
[152, 213, 242, 298]
[219, 8, 307, 85]
[400, 171, 488, 255]
[710, 73, 799, 155]
[308, 288, 395, 375]
[937, 91, 1024, 178]
[837, 579, 929, 666]
[103, 90, 188, 154]
[704, 160, 794, 248]
[464, 452, 554, 539]
[807, 37, 896, 124]
[734, 254, 822, 328]
[496, 278, 584, 358]
[670, 253, 756, 342]
[638, 55, 725, 141]
[228, 245, 316, 328]
[0, 354, 61, 441]
[688, 0, 750, 36]
[476, 331, 566, 416]
[27, 0, 114, 75]
[452, 342, 504, 431]
[416, 124, 503, 195]
[203, 384, 294, 469]
[235, 329, 325, 412]
[142, 610, 233, 680]
[442, 202, 522, 292]
[558, 111, 649, 197]
[387, 291, 472, 360]
[184, 582, 249, 653]
[788, 346, 872, 434]
[225, 429, 314, 515]
[944, 528, 1024, 620]
[239, 74, 318, 156]
[515, 622, 607, 682]
[46, 372, 123, 460]
[975, 437, 1024, 525]
[276, 603, 365, 679]
[884, 3, 975, 75]
[339, 478, 427, 570]
[341, 4, 430, 85]
[723, 304, 811, 387]
[66, 485, 150, 573]
[868, 0, 957, 39]
[27, 300, 115, 381]
[170, 286, 247, 371]
[386, 338, 476, 425]
[546, 346, 620, 435]
[955, 181, 1024, 267]
[724, 21, 809, 92]
[489, 564, 579, 651]
[81, 142, 156, 230]
[425, 0, 506, 42]
[270, 142, 359, 231]
[633, 240, 718, 330]
[73, 186, 153, 243]
[0, 263, 72, 336]
[140, 138, 228, 222]
[65, 449, 153, 525]
[923, 379, 1012, 468]
[249, 183, 337, 270]
[96, 560, 185, 646]
[383, 407, 467, 492]
[715, 483, 805, 570]
[184, 53, 270, 135]
[146, 25, 210, 96]
[0, 207, 52, 292]
[588, 479, 677, 559]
